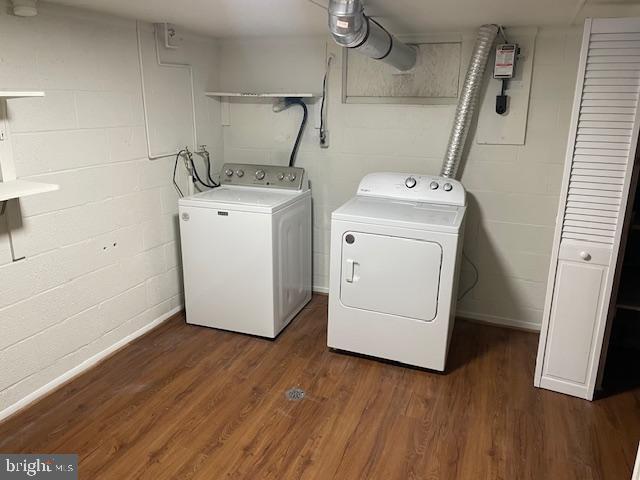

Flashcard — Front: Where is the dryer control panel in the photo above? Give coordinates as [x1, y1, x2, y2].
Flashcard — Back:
[357, 172, 466, 206]
[220, 163, 307, 191]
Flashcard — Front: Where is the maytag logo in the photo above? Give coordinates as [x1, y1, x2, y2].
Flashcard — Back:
[0, 455, 77, 479]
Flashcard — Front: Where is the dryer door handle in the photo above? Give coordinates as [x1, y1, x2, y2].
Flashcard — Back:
[345, 259, 358, 283]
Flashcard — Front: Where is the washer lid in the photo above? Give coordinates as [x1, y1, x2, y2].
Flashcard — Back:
[179, 186, 310, 213]
[332, 196, 465, 233]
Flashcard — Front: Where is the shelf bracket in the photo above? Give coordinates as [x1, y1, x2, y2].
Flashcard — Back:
[221, 98, 231, 126]
[5, 199, 25, 262]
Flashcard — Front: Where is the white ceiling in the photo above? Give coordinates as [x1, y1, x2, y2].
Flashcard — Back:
[45, 0, 640, 38]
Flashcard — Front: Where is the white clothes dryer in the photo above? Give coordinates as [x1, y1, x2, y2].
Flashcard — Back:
[328, 172, 466, 370]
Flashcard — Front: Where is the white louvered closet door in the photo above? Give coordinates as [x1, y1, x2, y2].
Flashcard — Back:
[535, 18, 640, 400]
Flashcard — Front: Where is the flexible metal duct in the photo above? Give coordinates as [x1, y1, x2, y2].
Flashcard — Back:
[441, 24, 499, 179]
[328, 0, 417, 72]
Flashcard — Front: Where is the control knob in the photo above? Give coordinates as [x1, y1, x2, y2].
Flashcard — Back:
[278, 172, 285, 181]
[224, 169, 234, 177]
[430, 181, 439, 190]
[286, 173, 297, 182]
[255, 169, 266, 180]
[405, 177, 417, 189]
[443, 183, 453, 192]
[236, 169, 245, 178]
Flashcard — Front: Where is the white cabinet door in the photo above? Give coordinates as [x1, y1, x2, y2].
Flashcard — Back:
[340, 231, 442, 322]
[540, 260, 609, 396]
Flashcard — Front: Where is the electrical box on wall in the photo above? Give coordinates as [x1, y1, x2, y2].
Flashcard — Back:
[493, 43, 519, 115]
[476, 28, 536, 145]
[155, 23, 181, 49]
[494, 44, 518, 79]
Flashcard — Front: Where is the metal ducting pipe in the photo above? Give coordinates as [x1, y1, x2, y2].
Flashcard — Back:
[328, 0, 417, 72]
[441, 24, 499, 179]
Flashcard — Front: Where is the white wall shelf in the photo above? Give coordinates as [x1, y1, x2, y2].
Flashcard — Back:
[208, 92, 320, 128]
[0, 91, 45, 99]
[206, 92, 317, 98]
[0, 179, 58, 203]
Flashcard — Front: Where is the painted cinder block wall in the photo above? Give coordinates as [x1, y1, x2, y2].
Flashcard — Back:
[0, 1, 221, 418]
[221, 27, 582, 331]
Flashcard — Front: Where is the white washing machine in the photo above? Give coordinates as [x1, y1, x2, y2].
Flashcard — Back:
[179, 163, 312, 338]
[328, 172, 466, 371]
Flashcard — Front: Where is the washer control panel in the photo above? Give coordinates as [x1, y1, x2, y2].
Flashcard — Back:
[220, 163, 306, 190]
[357, 172, 465, 206]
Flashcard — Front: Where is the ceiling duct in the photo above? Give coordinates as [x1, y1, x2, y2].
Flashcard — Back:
[328, 0, 417, 72]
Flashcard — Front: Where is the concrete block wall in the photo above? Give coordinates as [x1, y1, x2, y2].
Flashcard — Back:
[221, 27, 582, 331]
[0, 2, 220, 418]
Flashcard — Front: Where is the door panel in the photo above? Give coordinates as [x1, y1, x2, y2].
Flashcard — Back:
[543, 260, 608, 384]
[340, 231, 442, 322]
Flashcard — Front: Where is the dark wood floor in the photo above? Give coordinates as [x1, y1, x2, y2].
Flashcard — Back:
[1, 295, 638, 479]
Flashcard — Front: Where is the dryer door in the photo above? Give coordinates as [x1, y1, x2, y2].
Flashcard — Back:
[340, 231, 442, 322]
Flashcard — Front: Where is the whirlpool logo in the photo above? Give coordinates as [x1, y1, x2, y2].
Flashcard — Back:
[0, 455, 77, 479]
